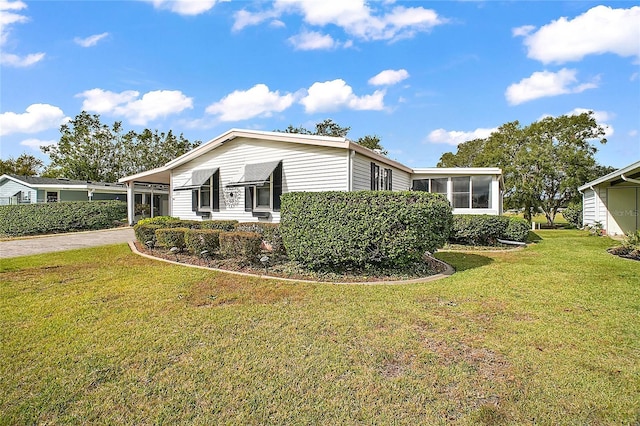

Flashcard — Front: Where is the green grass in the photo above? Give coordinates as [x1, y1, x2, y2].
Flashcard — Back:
[1, 230, 638, 425]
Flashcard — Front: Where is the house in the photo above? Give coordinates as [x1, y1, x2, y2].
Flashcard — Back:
[119, 129, 503, 225]
[578, 160, 640, 235]
[0, 174, 169, 219]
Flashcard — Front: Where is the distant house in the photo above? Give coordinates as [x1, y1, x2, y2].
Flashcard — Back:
[579, 160, 640, 235]
[0, 174, 169, 218]
[119, 129, 503, 225]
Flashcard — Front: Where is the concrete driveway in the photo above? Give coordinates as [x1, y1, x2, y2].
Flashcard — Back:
[0, 227, 135, 259]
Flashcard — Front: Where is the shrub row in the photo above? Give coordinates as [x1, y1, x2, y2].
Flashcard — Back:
[0, 201, 126, 237]
[280, 191, 453, 270]
[450, 215, 530, 245]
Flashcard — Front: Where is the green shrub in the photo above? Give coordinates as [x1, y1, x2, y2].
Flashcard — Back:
[136, 216, 200, 229]
[219, 231, 262, 262]
[155, 227, 188, 249]
[0, 201, 126, 237]
[200, 220, 238, 231]
[235, 222, 284, 255]
[450, 215, 530, 245]
[134, 223, 162, 246]
[280, 191, 453, 270]
[563, 202, 583, 229]
[185, 229, 222, 254]
[504, 217, 530, 242]
[622, 230, 640, 250]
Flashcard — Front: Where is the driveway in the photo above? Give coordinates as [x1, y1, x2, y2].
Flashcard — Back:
[0, 227, 135, 259]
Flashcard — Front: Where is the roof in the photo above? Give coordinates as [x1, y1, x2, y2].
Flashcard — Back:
[578, 160, 640, 191]
[119, 128, 414, 183]
[1, 174, 126, 190]
[412, 167, 502, 175]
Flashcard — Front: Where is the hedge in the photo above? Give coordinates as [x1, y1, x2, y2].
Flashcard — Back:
[155, 227, 189, 250]
[235, 222, 284, 255]
[137, 216, 201, 229]
[219, 231, 262, 263]
[134, 223, 162, 246]
[185, 229, 222, 255]
[450, 215, 529, 245]
[0, 200, 126, 237]
[201, 220, 238, 231]
[280, 191, 453, 270]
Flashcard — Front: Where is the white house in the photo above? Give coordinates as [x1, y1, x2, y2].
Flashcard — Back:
[578, 160, 640, 235]
[119, 129, 503, 225]
[0, 174, 169, 218]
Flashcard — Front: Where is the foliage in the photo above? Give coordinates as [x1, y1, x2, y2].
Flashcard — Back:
[1, 231, 639, 424]
[184, 229, 222, 255]
[235, 222, 284, 255]
[133, 223, 162, 246]
[438, 112, 608, 225]
[219, 231, 262, 263]
[450, 215, 529, 245]
[563, 202, 583, 229]
[42, 111, 200, 182]
[587, 221, 604, 236]
[276, 118, 387, 154]
[155, 227, 188, 250]
[137, 216, 200, 229]
[0, 153, 44, 176]
[200, 220, 238, 231]
[0, 200, 126, 237]
[280, 191, 453, 270]
[621, 230, 640, 250]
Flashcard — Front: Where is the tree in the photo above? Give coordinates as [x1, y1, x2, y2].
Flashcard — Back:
[42, 111, 200, 182]
[276, 118, 387, 154]
[0, 153, 44, 176]
[438, 112, 608, 225]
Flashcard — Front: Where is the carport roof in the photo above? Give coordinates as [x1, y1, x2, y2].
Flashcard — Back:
[578, 160, 640, 191]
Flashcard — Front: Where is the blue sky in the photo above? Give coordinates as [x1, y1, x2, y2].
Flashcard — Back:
[1, 0, 638, 171]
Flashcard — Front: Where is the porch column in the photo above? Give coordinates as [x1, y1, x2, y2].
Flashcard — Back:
[127, 182, 135, 225]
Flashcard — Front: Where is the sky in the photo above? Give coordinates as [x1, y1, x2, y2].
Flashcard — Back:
[1, 0, 639, 171]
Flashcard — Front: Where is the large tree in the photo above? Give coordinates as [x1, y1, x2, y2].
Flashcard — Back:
[42, 111, 200, 182]
[276, 118, 387, 154]
[0, 153, 44, 176]
[438, 112, 609, 225]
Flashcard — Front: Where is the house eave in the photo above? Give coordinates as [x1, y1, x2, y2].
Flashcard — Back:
[578, 160, 640, 191]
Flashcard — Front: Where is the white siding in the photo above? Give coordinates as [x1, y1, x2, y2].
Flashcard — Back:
[0, 179, 36, 204]
[352, 152, 411, 191]
[171, 138, 348, 223]
[583, 187, 608, 228]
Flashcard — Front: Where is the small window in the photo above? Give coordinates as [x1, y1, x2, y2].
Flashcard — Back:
[46, 191, 58, 203]
[371, 163, 380, 190]
[430, 178, 448, 194]
[383, 169, 393, 190]
[200, 177, 211, 208]
[452, 177, 470, 208]
[472, 176, 492, 208]
[256, 180, 271, 209]
[412, 179, 429, 192]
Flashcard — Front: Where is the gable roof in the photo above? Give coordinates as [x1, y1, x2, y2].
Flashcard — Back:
[578, 160, 640, 191]
[119, 128, 413, 183]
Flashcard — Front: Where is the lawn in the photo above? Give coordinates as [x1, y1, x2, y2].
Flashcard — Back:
[1, 230, 638, 425]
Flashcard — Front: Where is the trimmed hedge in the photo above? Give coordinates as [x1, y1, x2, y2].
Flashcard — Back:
[0, 200, 126, 237]
[280, 191, 453, 269]
[134, 223, 162, 246]
[185, 229, 222, 255]
[235, 222, 284, 255]
[155, 227, 189, 250]
[201, 220, 238, 231]
[137, 216, 201, 229]
[219, 231, 262, 263]
[450, 215, 529, 245]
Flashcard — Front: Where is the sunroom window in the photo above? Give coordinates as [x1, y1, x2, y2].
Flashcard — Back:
[452, 177, 470, 208]
[472, 175, 492, 208]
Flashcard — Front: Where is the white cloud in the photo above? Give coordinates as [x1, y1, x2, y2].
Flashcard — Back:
[515, 5, 640, 64]
[300, 79, 385, 113]
[368, 69, 409, 86]
[234, 0, 446, 42]
[288, 30, 337, 50]
[74, 32, 109, 47]
[426, 127, 498, 146]
[76, 88, 193, 125]
[0, 0, 45, 67]
[505, 68, 598, 105]
[205, 84, 295, 122]
[147, 0, 220, 16]
[0, 104, 68, 136]
[20, 138, 57, 150]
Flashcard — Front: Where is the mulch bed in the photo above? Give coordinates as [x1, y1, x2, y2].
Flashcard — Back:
[607, 246, 640, 261]
[133, 242, 450, 283]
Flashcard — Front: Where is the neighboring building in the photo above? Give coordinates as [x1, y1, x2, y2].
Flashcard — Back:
[578, 160, 640, 235]
[119, 129, 504, 225]
[0, 174, 169, 219]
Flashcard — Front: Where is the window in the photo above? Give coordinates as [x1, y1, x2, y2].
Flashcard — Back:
[412, 179, 429, 192]
[256, 180, 271, 209]
[452, 177, 470, 208]
[383, 168, 393, 190]
[371, 163, 380, 190]
[191, 170, 220, 213]
[244, 162, 283, 213]
[371, 163, 392, 191]
[471, 175, 492, 208]
[430, 178, 447, 194]
[46, 191, 58, 203]
[200, 177, 211, 208]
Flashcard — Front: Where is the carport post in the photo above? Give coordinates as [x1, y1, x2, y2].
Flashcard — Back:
[127, 182, 135, 225]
